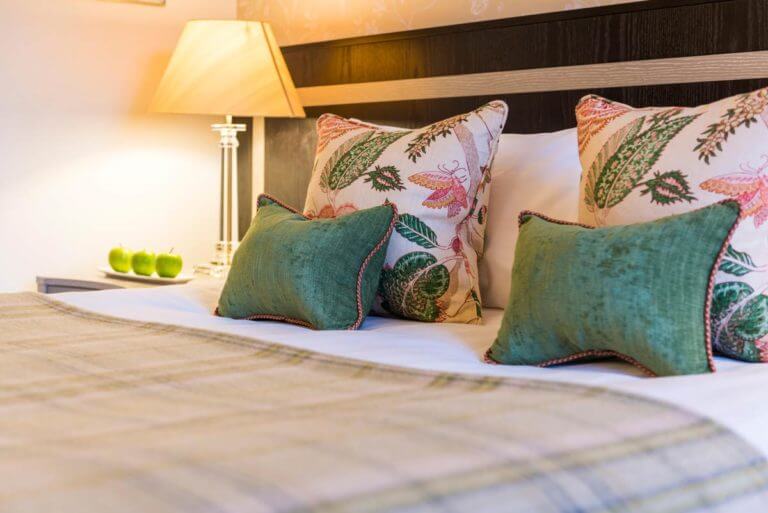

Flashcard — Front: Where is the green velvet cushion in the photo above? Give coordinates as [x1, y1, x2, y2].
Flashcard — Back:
[487, 202, 740, 377]
[217, 194, 396, 330]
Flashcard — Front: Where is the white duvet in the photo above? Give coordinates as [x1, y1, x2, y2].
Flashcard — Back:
[57, 278, 768, 456]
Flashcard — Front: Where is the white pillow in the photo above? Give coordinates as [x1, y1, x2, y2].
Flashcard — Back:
[480, 128, 582, 308]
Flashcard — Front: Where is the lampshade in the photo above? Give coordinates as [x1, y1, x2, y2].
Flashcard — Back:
[151, 20, 304, 118]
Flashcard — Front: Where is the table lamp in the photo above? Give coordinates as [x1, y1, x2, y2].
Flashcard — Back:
[151, 20, 304, 275]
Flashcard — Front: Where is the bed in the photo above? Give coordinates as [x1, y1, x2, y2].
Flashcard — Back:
[3, 282, 768, 512]
[6, 0, 768, 511]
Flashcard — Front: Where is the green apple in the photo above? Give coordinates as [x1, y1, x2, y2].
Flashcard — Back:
[156, 250, 183, 279]
[131, 250, 156, 277]
[108, 246, 133, 273]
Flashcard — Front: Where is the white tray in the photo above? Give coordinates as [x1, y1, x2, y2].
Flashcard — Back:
[98, 267, 194, 285]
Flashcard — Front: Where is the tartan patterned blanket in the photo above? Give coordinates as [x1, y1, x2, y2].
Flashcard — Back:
[2, 292, 768, 513]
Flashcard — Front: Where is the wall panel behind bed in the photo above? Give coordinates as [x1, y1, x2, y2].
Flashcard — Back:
[261, 0, 768, 210]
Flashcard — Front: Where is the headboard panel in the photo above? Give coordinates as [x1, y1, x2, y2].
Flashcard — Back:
[284, 0, 766, 88]
[259, 0, 768, 210]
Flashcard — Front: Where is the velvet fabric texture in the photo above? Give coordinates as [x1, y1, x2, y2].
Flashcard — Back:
[487, 202, 740, 377]
[217, 194, 396, 330]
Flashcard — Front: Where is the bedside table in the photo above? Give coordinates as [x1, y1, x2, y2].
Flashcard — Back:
[36, 274, 162, 294]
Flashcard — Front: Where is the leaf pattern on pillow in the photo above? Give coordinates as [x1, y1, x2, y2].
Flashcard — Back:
[583, 117, 642, 214]
[711, 245, 768, 362]
[638, 170, 696, 205]
[380, 252, 451, 322]
[720, 244, 764, 277]
[576, 96, 631, 152]
[695, 88, 768, 164]
[711, 280, 768, 361]
[584, 109, 699, 224]
[319, 130, 409, 192]
[402, 101, 506, 164]
[394, 214, 440, 249]
[363, 165, 405, 192]
[405, 114, 470, 163]
[315, 114, 378, 154]
[380, 214, 483, 323]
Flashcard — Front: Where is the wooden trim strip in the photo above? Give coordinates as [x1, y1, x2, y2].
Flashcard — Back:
[703, 200, 743, 372]
[297, 51, 768, 107]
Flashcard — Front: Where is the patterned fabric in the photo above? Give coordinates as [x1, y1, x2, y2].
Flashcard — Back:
[487, 203, 740, 377]
[217, 195, 396, 330]
[3, 292, 768, 513]
[576, 89, 768, 362]
[304, 102, 508, 324]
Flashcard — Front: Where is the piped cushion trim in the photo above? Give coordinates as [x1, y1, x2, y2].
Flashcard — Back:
[516, 210, 595, 230]
[215, 193, 397, 331]
[350, 204, 399, 330]
[215, 307, 316, 330]
[258, 193, 305, 218]
[704, 203, 742, 371]
[485, 347, 657, 377]
[487, 201, 741, 377]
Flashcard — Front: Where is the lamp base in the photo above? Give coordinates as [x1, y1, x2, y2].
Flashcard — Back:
[193, 262, 229, 278]
[193, 241, 239, 277]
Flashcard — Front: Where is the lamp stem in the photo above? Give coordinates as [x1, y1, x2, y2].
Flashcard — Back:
[219, 149, 225, 242]
[195, 115, 247, 277]
[231, 133, 239, 259]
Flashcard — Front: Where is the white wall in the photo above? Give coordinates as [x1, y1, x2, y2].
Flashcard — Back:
[238, 0, 643, 45]
[0, 0, 236, 291]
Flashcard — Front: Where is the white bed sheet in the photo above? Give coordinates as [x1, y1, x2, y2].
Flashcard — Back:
[57, 278, 768, 456]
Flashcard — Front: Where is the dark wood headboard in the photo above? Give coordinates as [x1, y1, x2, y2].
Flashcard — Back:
[247, 0, 768, 213]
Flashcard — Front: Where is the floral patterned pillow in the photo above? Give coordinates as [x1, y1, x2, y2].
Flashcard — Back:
[576, 89, 768, 362]
[304, 101, 508, 324]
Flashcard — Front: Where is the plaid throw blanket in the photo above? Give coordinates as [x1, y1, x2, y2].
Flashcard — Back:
[2, 292, 768, 513]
